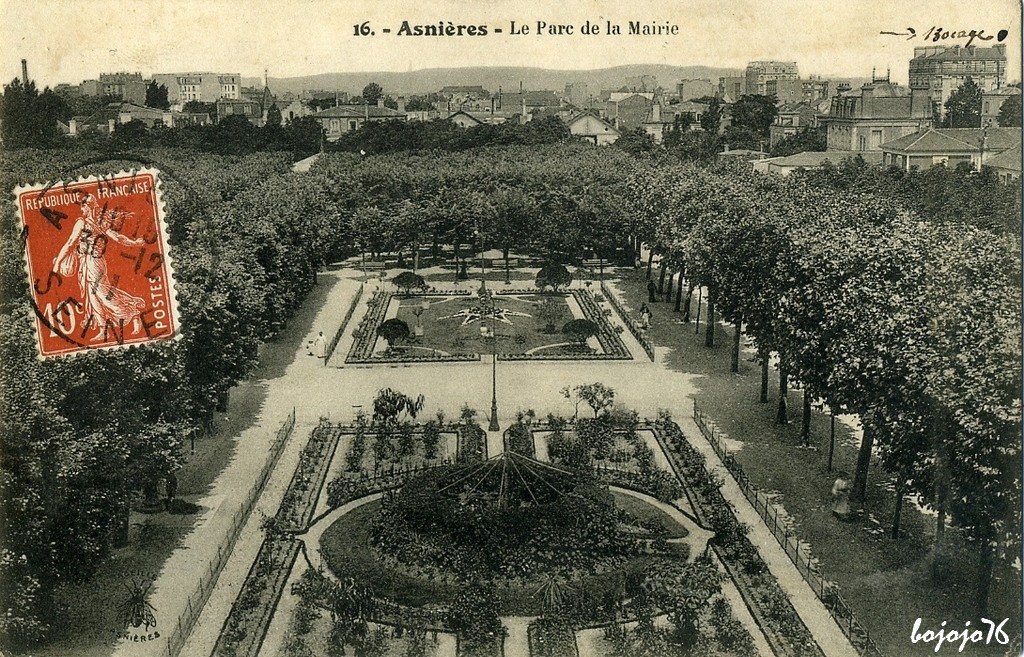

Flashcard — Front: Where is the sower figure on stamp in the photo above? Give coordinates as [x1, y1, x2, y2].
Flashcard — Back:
[52, 194, 146, 341]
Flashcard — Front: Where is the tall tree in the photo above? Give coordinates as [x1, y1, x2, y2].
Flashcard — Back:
[144, 81, 169, 110]
[996, 94, 1021, 127]
[361, 82, 384, 106]
[728, 95, 778, 137]
[943, 78, 983, 128]
[699, 96, 723, 135]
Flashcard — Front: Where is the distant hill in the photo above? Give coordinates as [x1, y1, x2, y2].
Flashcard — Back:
[244, 65, 746, 97]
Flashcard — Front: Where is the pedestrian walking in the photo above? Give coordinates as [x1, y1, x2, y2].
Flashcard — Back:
[313, 330, 326, 358]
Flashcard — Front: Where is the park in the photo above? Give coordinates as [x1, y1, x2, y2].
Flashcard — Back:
[0, 140, 1019, 657]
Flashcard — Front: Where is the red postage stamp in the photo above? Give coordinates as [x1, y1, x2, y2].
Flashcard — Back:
[15, 168, 180, 358]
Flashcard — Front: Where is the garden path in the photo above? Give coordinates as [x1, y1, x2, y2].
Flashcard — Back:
[165, 264, 860, 657]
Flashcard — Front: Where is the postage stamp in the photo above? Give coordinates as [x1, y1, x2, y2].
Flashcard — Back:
[14, 168, 180, 358]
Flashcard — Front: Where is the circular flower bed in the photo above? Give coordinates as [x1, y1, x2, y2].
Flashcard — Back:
[370, 456, 646, 581]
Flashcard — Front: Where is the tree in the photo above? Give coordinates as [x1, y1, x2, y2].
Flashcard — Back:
[996, 94, 1021, 127]
[699, 96, 723, 135]
[943, 78, 982, 128]
[391, 271, 425, 296]
[535, 262, 572, 291]
[562, 319, 598, 346]
[770, 126, 826, 157]
[182, 100, 216, 119]
[362, 83, 384, 106]
[0, 78, 65, 148]
[574, 383, 615, 417]
[376, 318, 410, 348]
[144, 81, 169, 109]
[613, 127, 659, 157]
[728, 94, 778, 137]
[265, 102, 282, 128]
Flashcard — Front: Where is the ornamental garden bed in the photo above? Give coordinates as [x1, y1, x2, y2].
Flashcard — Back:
[652, 418, 825, 657]
[213, 421, 342, 657]
[346, 289, 631, 364]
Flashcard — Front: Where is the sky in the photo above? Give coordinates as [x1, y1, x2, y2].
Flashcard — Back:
[1, 0, 1020, 88]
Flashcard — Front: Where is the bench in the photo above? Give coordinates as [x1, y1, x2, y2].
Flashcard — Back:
[362, 261, 386, 271]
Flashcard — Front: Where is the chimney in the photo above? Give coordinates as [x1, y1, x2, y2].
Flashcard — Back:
[263, 68, 268, 89]
[397, 96, 406, 112]
[21, 59, 27, 84]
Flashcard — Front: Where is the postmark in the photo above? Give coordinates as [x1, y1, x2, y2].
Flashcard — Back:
[14, 168, 180, 358]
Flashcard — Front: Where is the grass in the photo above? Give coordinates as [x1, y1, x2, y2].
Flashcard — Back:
[319, 496, 688, 618]
[610, 490, 689, 539]
[614, 267, 1021, 656]
[392, 294, 579, 356]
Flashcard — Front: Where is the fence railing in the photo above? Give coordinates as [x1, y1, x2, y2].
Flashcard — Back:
[599, 280, 655, 362]
[691, 400, 884, 657]
[164, 408, 297, 657]
[324, 283, 364, 364]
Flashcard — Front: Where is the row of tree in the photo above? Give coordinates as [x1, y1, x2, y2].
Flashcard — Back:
[0, 149, 353, 648]
[629, 164, 1020, 612]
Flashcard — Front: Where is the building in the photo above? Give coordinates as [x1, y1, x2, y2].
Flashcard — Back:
[823, 77, 933, 152]
[495, 90, 561, 111]
[566, 111, 620, 145]
[279, 99, 310, 122]
[606, 92, 655, 131]
[984, 142, 1022, 184]
[676, 79, 714, 102]
[641, 102, 707, 143]
[77, 72, 149, 104]
[718, 76, 746, 103]
[909, 45, 1008, 116]
[765, 78, 831, 105]
[440, 85, 490, 99]
[769, 102, 819, 147]
[982, 87, 1021, 123]
[564, 82, 590, 107]
[447, 109, 522, 126]
[70, 102, 211, 135]
[752, 150, 882, 176]
[216, 98, 264, 124]
[879, 127, 1021, 171]
[312, 102, 409, 141]
[745, 61, 799, 96]
[152, 72, 242, 106]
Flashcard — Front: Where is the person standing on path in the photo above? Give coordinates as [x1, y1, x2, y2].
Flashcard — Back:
[313, 331, 326, 358]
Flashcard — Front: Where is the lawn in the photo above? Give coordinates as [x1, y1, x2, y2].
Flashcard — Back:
[611, 490, 689, 539]
[614, 268, 1021, 656]
[391, 293, 581, 357]
[319, 496, 688, 618]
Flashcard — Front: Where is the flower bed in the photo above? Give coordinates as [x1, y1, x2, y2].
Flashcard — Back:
[324, 283, 363, 364]
[457, 423, 487, 463]
[213, 421, 342, 657]
[528, 617, 580, 657]
[652, 419, 825, 657]
[497, 290, 632, 361]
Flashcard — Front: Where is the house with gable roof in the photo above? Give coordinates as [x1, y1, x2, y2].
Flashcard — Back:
[879, 127, 1021, 171]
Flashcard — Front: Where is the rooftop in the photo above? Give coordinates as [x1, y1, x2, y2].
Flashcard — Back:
[880, 127, 1022, 153]
[984, 142, 1022, 171]
[312, 105, 407, 119]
